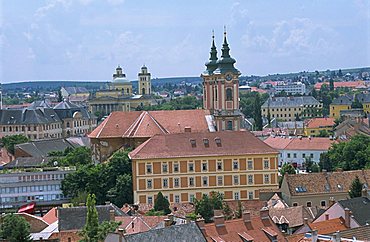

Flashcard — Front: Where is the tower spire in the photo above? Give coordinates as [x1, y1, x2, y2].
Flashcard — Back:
[205, 30, 218, 74]
[221, 25, 230, 58]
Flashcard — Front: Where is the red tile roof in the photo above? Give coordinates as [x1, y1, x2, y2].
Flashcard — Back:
[314, 81, 366, 90]
[42, 207, 58, 225]
[308, 217, 348, 235]
[129, 131, 278, 160]
[203, 213, 285, 242]
[305, 118, 335, 129]
[89, 110, 211, 139]
[115, 216, 167, 234]
[264, 136, 336, 151]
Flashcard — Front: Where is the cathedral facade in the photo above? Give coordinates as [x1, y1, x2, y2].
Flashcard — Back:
[201, 31, 244, 131]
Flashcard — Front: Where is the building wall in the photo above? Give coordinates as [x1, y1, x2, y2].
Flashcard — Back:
[0, 168, 74, 210]
[133, 154, 279, 204]
[278, 149, 326, 167]
[0, 122, 63, 140]
[314, 203, 360, 227]
[274, 83, 306, 95]
[329, 104, 351, 119]
[262, 104, 322, 122]
[363, 102, 370, 114]
[304, 126, 333, 136]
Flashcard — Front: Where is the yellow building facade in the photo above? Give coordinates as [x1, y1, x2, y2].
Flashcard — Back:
[329, 104, 351, 119]
[129, 131, 279, 204]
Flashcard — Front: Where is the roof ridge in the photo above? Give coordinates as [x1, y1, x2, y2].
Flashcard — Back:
[96, 113, 111, 138]
[124, 111, 146, 137]
[146, 111, 169, 134]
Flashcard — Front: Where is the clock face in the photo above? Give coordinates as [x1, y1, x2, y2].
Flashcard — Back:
[225, 73, 233, 81]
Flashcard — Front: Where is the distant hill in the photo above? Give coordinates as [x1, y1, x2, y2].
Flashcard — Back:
[1, 76, 203, 92]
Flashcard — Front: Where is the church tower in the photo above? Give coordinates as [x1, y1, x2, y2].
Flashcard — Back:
[201, 29, 243, 131]
[138, 65, 151, 95]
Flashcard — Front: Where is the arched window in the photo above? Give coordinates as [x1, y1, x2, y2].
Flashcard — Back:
[142, 88, 145, 95]
[226, 88, 233, 101]
[227, 120, 233, 130]
[127, 88, 129, 94]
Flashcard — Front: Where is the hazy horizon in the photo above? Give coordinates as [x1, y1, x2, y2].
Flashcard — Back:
[1, 0, 369, 83]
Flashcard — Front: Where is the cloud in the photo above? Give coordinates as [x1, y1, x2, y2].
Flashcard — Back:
[35, 0, 72, 19]
[106, 0, 124, 5]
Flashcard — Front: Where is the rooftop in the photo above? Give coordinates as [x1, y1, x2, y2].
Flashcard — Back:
[261, 96, 320, 108]
[264, 136, 336, 151]
[305, 118, 335, 129]
[89, 110, 212, 139]
[129, 131, 278, 160]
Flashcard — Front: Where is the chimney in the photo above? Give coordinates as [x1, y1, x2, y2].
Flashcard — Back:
[105, 201, 110, 205]
[362, 188, 368, 198]
[332, 232, 341, 242]
[325, 213, 329, 221]
[214, 209, 223, 217]
[55, 208, 58, 218]
[164, 218, 171, 227]
[344, 208, 351, 228]
[214, 214, 225, 228]
[196, 217, 206, 237]
[329, 197, 335, 207]
[242, 211, 251, 223]
[260, 207, 269, 220]
[167, 213, 174, 225]
[311, 230, 318, 242]
[303, 218, 308, 226]
[118, 228, 125, 242]
[184, 126, 191, 133]
[109, 209, 115, 221]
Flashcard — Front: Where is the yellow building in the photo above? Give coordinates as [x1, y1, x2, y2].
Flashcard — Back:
[329, 96, 352, 119]
[304, 117, 335, 136]
[357, 93, 370, 114]
[129, 131, 279, 204]
[261, 96, 322, 122]
[89, 65, 154, 115]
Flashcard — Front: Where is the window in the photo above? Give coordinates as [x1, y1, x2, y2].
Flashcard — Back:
[202, 162, 207, 171]
[264, 160, 269, 169]
[287, 153, 291, 158]
[173, 163, 179, 172]
[189, 177, 194, 186]
[234, 192, 240, 200]
[293, 202, 298, 206]
[174, 178, 180, 187]
[227, 120, 233, 130]
[264, 174, 270, 184]
[147, 179, 152, 189]
[234, 175, 239, 185]
[175, 195, 180, 203]
[202, 177, 208, 186]
[148, 196, 153, 204]
[233, 160, 239, 170]
[310, 153, 314, 158]
[320, 200, 326, 207]
[248, 175, 253, 184]
[188, 163, 194, 172]
[248, 191, 254, 200]
[146, 164, 152, 174]
[226, 88, 233, 101]
[163, 178, 168, 188]
[302, 153, 306, 158]
[217, 161, 223, 171]
[306, 201, 312, 207]
[189, 194, 195, 203]
[162, 163, 168, 173]
[293, 153, 297, 158]
[217, 176, 223, 186]
[247, 159, 253, 170]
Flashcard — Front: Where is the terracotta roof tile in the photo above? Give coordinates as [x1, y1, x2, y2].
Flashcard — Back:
[308, 217, 348, 235]
[89, 110, 211, 139]
[285, 170, 370, 196]
[314, 81, 365, 90]
[129, 131, 278, 160]
[203, 213, 285, 242]
[264, 137, 336, 151]
[42, 207, 58, 225]
[305, 118, 335, 129]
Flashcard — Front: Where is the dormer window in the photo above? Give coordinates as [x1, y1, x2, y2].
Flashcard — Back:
[190, 139, 196, 148]
[203, 138, 209, 147]
[215, 137, 221, 147]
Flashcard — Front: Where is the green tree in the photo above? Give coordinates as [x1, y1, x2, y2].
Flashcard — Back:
[318, 129, 329, 137]
[195, 192, 225, 223]
[254, 94, 263, 131]
[107, 174, 133, 208]
[351, 96, 363, 109]
[154, 192, 171, 215]
[329, 79, 334, 91]
[319, 135, 370, 171]
[58, 89, 63, 102]
[79, 194, 120, 242]
[279, 163, 296, 186]
[0, 214, 32, 242]
[348, 176, 364, 198]
[1, 135, 30, 155]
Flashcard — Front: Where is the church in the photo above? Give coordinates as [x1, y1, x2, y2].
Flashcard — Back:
[88, 65, 154, 116]
[201, 30, 244, 131]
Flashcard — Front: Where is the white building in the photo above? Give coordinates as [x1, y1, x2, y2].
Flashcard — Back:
[263, 136, 336, 168]
[274, 82, 306, 95]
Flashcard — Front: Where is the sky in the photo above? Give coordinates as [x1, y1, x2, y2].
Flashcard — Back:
[0, 0, 369, 83]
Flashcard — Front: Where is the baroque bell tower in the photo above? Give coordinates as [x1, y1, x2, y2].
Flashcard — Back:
[201, 29, 244, 131]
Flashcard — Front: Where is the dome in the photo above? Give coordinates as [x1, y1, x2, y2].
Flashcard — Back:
[113, 77, 131, 83]
[141, 65, 147, 70]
